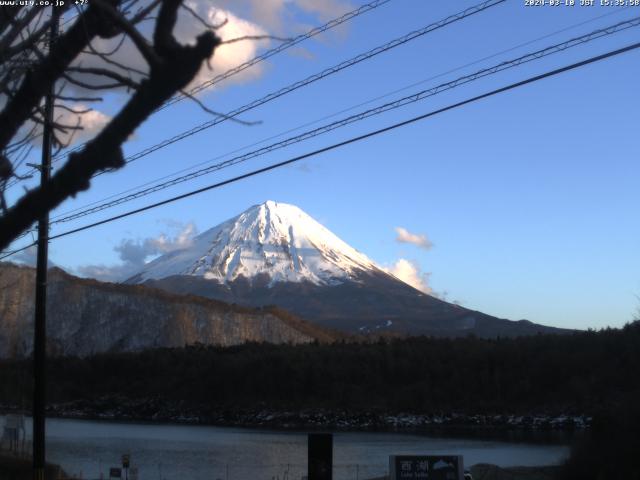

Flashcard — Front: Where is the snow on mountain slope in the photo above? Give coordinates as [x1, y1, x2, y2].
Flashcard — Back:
[129, 201, 380, 286]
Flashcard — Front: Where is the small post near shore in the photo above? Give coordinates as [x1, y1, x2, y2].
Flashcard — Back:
[308, 433, 332, 480]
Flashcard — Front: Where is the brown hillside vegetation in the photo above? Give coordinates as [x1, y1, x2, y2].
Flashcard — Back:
[0, 262, 340, 357]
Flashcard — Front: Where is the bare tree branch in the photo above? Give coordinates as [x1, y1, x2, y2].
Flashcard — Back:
[179, 88, 260, 126]
[92, 0, 163, 67]
[61, 73, 133, 91]
[81, 31, 127, 58]
[130, 0, 162, 25]
[54, 104, 93, 115]
[67, 66, 141, 90]
[180, 3, 227, 30]
[1, 16, 53, 62]
[220, 34, 291, 45]
[0, 6, 21, 35]
[55, 116, 83, 151]
[28, 113, 83, 132]
[0, 5, 110, 152]
[0, 8, 42, 61]
[0, 1, 221, 250]
[54, 94, 104, 102]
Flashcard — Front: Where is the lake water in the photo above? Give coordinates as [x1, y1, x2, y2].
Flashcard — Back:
[1, 416, 570, 480]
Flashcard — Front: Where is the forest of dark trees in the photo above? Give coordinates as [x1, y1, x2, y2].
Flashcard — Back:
[0, 321, 638, 416]
[1, 322, 640, 479]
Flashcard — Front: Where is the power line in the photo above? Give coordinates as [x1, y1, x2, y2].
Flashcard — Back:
[2, 38, 635, 262]
[4, 0, 392, 189]
[44, 41, 640, 241]
[46, 0, 506, 188]
[1, 11, 94, 188]
[51, 6, 634, 223]
[6, 0, 505, 193]
[159, 0, 395, 109]
[44, 0, 394, 165]
[49, 16, 640, 225]
[0, 244, 35, 261]
[1, 1, 401, 237]
[334, 5, 635, 120]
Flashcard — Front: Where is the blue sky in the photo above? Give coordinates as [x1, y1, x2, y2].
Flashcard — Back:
[6, 0, 640, 330]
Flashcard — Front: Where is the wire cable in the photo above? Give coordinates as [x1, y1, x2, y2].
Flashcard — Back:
[5, 0, 504, 192]
[45, 0, 395, 164]
[159, 0, 395, 110]
[95, 0, 505, 177]
[49, 16, 640, 225]
[4, 0, 393, 189]
[49, 6, 635, 222]
[46, 0, 505, 183]
[2, 39, 639, 261]
[45, 42, 640, 242]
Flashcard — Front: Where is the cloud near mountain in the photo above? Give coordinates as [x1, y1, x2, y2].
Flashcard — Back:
[395, 227, 433, 250]
[383, 258, 431, 294]
[77, 222, 199, 282]
[73, 201, 566, 339]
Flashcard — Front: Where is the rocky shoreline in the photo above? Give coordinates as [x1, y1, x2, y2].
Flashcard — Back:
[1, 397, 591, 433]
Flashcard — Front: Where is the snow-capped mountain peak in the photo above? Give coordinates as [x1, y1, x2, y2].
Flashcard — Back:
[129, 201, 379, 286]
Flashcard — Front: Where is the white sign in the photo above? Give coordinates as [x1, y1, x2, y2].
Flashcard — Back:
[389, 455, 463, 480]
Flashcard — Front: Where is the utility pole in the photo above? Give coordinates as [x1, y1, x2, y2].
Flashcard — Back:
[33, 7, 58, 480]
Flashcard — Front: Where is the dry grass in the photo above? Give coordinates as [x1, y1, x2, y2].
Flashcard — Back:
[0, 453, 65, 480]
[470, 463, 560, 480]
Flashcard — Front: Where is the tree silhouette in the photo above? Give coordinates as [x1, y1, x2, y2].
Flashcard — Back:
[0, 0, 226, 251]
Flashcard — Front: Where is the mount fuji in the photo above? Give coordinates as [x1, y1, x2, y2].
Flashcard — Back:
[127, 201, 567, 338]
[127, 200, 380, 287]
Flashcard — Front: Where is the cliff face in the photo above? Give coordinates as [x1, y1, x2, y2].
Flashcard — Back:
[0, 263, 330, 358]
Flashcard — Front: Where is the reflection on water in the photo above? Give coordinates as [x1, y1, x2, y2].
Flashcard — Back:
[1, 416, 570, 480]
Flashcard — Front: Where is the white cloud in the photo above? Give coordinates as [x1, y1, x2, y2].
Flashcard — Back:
[10, 245, 56, 269]
[175, 5, 271, 90]
[287, 47, 316, 60]
[145, 221, 197, 256]
[57, 2, 272, 141]
[395, 227, 433, 250]
[243, 0, 287, 32]
[11, 103, 111, 149]
[54, 105, 112, 146]
[295, 0, 353, 22]
[76, 222, 198, 282]
[76, 263, 136, 283]
[384, 258, 431, 294]
[36, 0, 353, 147]
[67, 1, 273, 92]
[214, 0, 352, 32]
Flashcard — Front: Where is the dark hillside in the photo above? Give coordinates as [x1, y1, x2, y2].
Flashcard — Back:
[1, 322, 638, 417]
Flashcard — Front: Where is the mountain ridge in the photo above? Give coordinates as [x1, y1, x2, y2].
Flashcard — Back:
[0, 262, 338, 358]
[127, 200, 381, 287]
[142, 270, 569, 337]
[125, 201, 570, 338]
